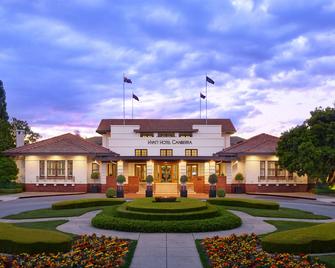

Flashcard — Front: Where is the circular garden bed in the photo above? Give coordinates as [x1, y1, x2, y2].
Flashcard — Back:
[92, 198, 242, 233]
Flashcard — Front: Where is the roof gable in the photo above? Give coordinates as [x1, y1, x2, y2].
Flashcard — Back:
[4, 133, 118, 156]
[215, 133, 279, 156]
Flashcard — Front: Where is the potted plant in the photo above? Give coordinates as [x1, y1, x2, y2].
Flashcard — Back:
[235, 173, 244, 193]
[208, 173, 218, 198]
[116, 174, 126, 198]
[180, 175, 188, 197]
[91, 172, 100, 180]
[145, 175, 154, 197]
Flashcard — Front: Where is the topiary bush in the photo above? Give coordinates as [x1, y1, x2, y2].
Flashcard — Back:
[146, 175, 153, 184]
[0, 156, 18, 185]
[208, 197, 279, 210]
[91, 172, 100, 180]
[116, 174, 126, 184]
[261, 222, 335, 254]
[52, 198, 125, 210]
[208, 173, 218, 184]
[105, 188, 116, 198]
[0, 222, 72, 254]
[180, 175, 188, 184]
[217, 189, 226, 197]
[235, 173, 244, 182]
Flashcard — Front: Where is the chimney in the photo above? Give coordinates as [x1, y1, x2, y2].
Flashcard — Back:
[16, 130, 25, 147]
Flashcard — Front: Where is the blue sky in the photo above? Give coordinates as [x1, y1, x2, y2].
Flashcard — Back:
[1, 0, 335, 138]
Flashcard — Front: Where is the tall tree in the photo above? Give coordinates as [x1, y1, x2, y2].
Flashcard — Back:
[0, 80, 9, 121]
[10, 118, 41, 144]
[277, 106, 335, 185]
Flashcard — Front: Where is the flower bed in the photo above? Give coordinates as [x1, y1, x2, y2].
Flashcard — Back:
[0, 234, 135, 268]
[197, 234, 326, 268]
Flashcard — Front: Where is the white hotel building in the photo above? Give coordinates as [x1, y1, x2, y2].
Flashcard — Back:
[5, 119, 308, 194]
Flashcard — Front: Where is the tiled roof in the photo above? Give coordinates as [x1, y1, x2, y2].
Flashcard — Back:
[215, 133, 279, 156]
[4, 133, 119, 156]
[96, 119, 236, 134]
[86, 136, 102, 146]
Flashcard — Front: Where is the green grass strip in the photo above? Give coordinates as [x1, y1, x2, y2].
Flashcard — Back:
[195, 239, 211, 268]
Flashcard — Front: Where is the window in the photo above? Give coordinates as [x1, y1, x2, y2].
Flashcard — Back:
[215, 163, 223, 176]
[140, 133, 154, 137]
[185, 149, 198, 157]
[179, 132, 192, 137]
[39, 160, 45, 177]
[92, 163, 100, 173]
[107, 163, 117, 176]
[260, 161, 265, 178]
[135, 164, 147, 182]
[135, 149, 148, 156]
[47, 160, 65, 177]
[158, 132, 175, 137]
[67, 160, 73, 177]
[160, 149, 173, 156]
[268, 161, 285, 177]
[186, 164, 198, 178]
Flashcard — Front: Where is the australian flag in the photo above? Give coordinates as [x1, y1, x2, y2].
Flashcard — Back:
[200, 93, 206, 99]
[124, 76, 132, 83]
[132, 93, 139, 101]
[206, 76, 215, 85]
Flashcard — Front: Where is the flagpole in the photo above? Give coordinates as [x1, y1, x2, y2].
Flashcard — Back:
[132, 91, 134, 119]
[205, 74, 208, 125]
[200, 93, 202, 119]
[123, 73, 125, 125]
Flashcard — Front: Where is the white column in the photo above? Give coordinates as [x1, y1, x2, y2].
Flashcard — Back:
[226, 162, 232, 184]
[179, 161, 186, 180]
[100, 162, 107, 185]
[204, 162, 210, 184]
[146, 160, 154, 176]
[209, 160, 216, 175]
[117, 160, 124, 176]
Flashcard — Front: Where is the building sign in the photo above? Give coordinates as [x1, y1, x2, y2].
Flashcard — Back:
[147, 140, 192, 145]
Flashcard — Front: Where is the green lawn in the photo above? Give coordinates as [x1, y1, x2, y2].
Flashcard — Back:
[318, 255, 335, 268]
[3, 206, 108, 219]
[14, 220, 76, 238]
[224, 205, 330, 219]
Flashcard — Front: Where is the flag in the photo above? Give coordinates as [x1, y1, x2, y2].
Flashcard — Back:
[132, 93, 139, 101]
[200, 93, 206, 99]
[206, 76, 215, 84]
[124, 76, 132, 83]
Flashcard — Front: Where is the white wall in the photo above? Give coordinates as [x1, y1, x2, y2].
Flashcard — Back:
[24, 155, 89, 184]
[108, 124, 229, 156]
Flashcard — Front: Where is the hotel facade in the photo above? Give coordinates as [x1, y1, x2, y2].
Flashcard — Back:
[5, 119, 308, 194]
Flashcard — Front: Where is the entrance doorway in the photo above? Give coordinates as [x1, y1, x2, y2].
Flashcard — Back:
[156, 163, 178, 182]
[135, 164, 147, 182]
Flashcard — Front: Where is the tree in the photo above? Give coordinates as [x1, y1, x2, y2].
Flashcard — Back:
[0, 120, 14, 152]
[0, 156, 18, 185]
[277, 106, 335, 185]
[0, 80, 9, 121]
[10, 117, 41, 144]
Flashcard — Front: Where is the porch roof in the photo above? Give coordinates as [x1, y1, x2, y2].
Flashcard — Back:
[95, 155, 235, 162]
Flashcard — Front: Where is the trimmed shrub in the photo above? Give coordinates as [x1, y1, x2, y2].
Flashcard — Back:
[146, 175, 153, 184]
[235, 173, 244, 182]
[116, 174, 126, 184]
[180, 175, 188, 184]
[217, 189, 226, 197]
[0, 222, 72, 254]
[116, 203, 219, 221]
[0, 156, 18, 184]
[208, 173, 218, 184]
[261, 222, 335, 254]
[92, 205, 241, 233]
[125, 198, 207, 213]
[208, 197, 279, 210]
[52, 198, 125, 210]
[105, 188, 116, 198]
[90, 172, 100, 179]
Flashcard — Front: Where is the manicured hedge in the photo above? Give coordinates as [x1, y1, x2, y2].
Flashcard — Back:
[207, 198, 279, 210]
[261, 222, 335, 253]
[0, 222, 72, 254]
[125, 198, 207, 213]
[52, 198, 125, 210]
[116, 203, 219, 221]
[92, 205, 241, 233]
[0, 188, 23, 194]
